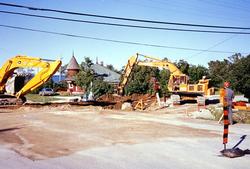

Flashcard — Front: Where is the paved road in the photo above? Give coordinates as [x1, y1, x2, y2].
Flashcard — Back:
[0, 109, 249, 169]
[0, 135, 249, 169]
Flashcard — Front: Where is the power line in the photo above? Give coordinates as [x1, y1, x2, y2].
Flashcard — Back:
[119, 0, 250, 24]
[0, 24, 247, 54]
[189, 34, 238, 58]
[0, 2, 250, 30]
[1, 10, 250, 35]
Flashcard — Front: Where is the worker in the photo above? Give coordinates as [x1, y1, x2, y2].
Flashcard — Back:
[224, 81, 234, 125]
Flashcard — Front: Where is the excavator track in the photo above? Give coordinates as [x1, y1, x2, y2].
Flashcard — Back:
[0, 94, 25, 107]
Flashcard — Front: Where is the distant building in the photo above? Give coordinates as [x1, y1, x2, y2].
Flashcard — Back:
[64, 55, 120, 95]
[91, 64, 120, 85]
[65, 54, 83, 94]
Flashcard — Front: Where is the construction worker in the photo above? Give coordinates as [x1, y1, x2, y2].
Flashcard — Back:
[224, 81, 234, 125]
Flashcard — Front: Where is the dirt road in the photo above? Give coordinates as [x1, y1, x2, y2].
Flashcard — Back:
[0, 104, 249, 169]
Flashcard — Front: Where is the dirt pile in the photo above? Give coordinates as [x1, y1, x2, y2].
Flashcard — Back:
[97, 93, 156, 110]
[97, 94, 123, 102]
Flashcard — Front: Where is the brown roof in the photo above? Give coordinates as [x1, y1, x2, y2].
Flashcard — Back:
[66, 55, 80, 70]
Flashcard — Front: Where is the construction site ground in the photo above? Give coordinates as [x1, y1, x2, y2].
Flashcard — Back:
[0, 104, 249, 169]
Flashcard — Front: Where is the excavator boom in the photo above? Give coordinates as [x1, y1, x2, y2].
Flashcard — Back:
[0, 55, 62, 100]
[117, 54, 138, 95]
[118, 53, 182, 94]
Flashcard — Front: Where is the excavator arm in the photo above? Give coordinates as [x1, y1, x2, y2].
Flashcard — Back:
[117, 54, 138, 95]
[118, 53, 184, 94]
[0, 55, 62, 98]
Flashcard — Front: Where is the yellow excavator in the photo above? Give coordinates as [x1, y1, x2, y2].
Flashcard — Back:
[0, 55, 61, 105]
[118, 53, 214, 101]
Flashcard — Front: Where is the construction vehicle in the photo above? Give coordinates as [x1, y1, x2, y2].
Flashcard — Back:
[118, 53, 214, 102]
[0, 55, 62, 105]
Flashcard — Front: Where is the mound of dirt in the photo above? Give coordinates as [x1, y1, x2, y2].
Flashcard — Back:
[97, 93, 157, 110]
[97, 94, 123, 102]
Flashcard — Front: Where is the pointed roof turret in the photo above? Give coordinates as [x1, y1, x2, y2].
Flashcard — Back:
[66, 54, 80, 70]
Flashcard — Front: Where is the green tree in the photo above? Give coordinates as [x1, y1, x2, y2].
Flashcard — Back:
[229, 55, 250, 99]
[124, 65, 160, 95]
[76, 57, 95, 91]
[106, 64, 120, 73]
[80, 57, 93, 70]
[92, 78, 114, 98]
[159, 69, 170, 96]
[188, 65, 209, 83]
[208, 59, 231, 88]
[208, 53, 250, 99]
[75, 57, 115, 98]
[175, 59, 189, 74]
[75, 70, 94, 92]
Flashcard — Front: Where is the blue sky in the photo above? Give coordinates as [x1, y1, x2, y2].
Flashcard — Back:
[0, 0, 249, 70]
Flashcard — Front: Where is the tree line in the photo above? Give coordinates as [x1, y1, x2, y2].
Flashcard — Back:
[124, 53, 250, 99]
[41, 53, 250, 100]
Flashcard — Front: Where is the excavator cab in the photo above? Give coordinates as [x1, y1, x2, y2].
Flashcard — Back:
[169, 74, 189, 92]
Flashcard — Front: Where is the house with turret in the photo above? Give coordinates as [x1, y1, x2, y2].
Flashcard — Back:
[65, 55, 83, 94]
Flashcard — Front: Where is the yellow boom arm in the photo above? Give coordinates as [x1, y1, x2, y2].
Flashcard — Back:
[118, 53, 183, 94]
[0, 55, 62, 98]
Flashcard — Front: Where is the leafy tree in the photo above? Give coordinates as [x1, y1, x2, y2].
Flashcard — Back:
[124, 65, 160, 95]
[92, 78, 114, 98]
[80, 57, 93, 70]
[75, 70, 94, 92]
[188, 65, 209, 83]
[175, 59, 189, 74]
[208, 53, 250, 99]
[229, 55, 250, 99]
[159, 69, 170, 96]
[75, 57, 114, 98]
[208, 59, 231, 88]
[53, 81, 68, 92]
[76, 57, 95, 91]
[106, 64, 120, 74]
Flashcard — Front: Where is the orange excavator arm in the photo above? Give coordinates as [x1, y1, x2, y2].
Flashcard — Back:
[0, 55, 62, 98]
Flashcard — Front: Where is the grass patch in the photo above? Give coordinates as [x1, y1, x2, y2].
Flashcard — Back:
[25, 94, 60, 103]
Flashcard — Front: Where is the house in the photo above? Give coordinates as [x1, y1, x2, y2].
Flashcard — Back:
[64, 54, 121, 95]
[91, 63, 120, 85]
[65, 55, 83, 94]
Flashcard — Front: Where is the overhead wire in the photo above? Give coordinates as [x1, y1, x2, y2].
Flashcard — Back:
[116, 0, 250, 24]
[0, 24, 247, 54]
[121, 0, 249, 57]
[1, 10, 250, 35]
[0, 2, 249, 57]
[189, 35, 238, 58]
[0, 2, 250, 30]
